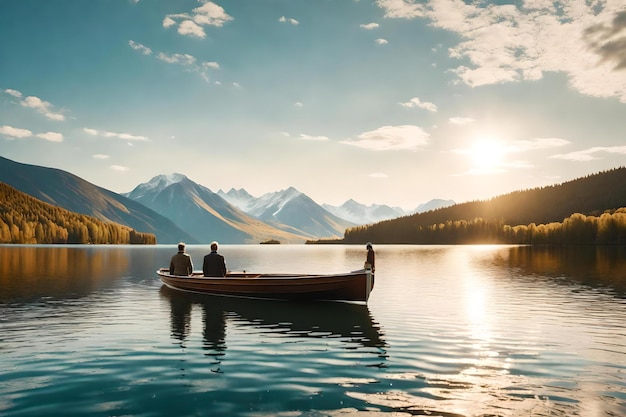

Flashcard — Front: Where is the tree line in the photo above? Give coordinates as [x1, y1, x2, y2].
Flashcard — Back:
[339, 167, 626, 245]
[343, 208, 626, 245]
[0, 182, 156, 244]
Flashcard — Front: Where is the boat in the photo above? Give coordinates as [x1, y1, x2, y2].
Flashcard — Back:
[157, 268, 374, 303]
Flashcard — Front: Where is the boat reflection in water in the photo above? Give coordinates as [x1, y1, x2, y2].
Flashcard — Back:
[159, 285, 386, 357]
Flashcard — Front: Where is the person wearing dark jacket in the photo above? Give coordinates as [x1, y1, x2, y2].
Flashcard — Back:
[203, 241, 227, 277]
[365, 242, 375, 273]
[170, 242, 194, 276]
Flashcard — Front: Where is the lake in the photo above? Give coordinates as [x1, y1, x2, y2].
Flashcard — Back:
[1, 244, 625, 417]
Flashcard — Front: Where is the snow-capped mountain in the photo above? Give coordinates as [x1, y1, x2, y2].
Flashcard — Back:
[322, 199, 406, 225]
[125, 174, 310, 244]
[219, 187, 355, 238]
[413, 199, 456, 214]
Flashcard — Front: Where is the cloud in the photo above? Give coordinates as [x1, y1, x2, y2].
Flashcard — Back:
[17, 95, 65, 121]
[299, 134, 329, 141]
[110, 165, 129, 172]
[449, 117, 475, 125]
[294, 102, 303, 107]
[279, 16, 299, 25]
[151, 51, 219, 82]
[128, 41, 220, 83]
[0, 125, 32, 138]
[93, 154, 110, 159]
[157, 52, 196, 65]
[508, 137, 570, 152]
[83, 127, 149, 141]
[341, 125, 430, 151]
[376, 1, 626, 102]
[399, 97, 438, 112]
[3, 88, 22, 98]
[550, 145, 626, 161]
[128, 40, 152, 55]
[0, 125, 63, 142]
[164, 1, 233, 38]
[375, 0, 426, 19]
[376, 38, 389, 45]
[360, 23, 379, 30]
[36, 132, 64, 142]
[584, 10, 626, 70]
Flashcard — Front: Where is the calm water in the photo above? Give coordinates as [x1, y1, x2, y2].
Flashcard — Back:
[1, 244, 626, 417]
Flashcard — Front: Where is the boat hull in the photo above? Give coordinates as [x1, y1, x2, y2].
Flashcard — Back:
[157, 269, 374, 303]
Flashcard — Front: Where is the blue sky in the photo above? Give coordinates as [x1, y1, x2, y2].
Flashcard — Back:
[1, 0, 625, 209]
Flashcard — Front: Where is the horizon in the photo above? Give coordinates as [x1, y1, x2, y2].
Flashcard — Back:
[1, 1, 625, 209]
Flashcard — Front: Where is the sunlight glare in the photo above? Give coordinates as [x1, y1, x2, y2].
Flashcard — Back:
[469, 138, 508, 174]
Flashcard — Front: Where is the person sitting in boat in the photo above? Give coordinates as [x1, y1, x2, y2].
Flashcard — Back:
[364, 242, 375, 273]
[203, 241, 227, 277]
[170, 242, 194, 276]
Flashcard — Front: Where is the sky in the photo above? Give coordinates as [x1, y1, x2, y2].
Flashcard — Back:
[1, 0, 625, 210]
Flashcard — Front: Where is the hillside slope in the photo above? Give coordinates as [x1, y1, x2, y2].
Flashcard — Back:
[0, 156, 194, 243]
[344, 167, 626, 243]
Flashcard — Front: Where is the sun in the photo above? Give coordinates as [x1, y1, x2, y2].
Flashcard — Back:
[469, 138, 508, 174]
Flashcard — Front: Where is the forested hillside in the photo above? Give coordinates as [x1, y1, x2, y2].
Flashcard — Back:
[0, 182, 156, 244]
[343, 167, 626, 245]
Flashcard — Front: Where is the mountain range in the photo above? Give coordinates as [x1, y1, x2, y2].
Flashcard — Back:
[0, 156, 194, 244]
[0, 155, 454, 244]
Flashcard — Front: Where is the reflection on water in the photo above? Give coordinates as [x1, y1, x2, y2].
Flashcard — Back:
[160, 285, 386, 358]
[1, 244, 626, 417]
[0, 245, 131, 302]
[505, 245, 626, 293]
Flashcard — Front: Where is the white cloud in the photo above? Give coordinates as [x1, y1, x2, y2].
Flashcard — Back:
[550, 145, 626, 161]
[0, 125, 63, 142]
[341, 125, 430, 151]
[36, 132, 64, 142]
[376, 38, 389, 45]
[20, 96, 65, 121]
[3, 88, 22, 98]
[508, 137, 570, 151]
[376, 1, 626, 102]
[128, 40, 152, 55]
[0, 125, 32, 138]
[83, 127, 149, 141]
[110, 165, 129, 172]
[157, 52, 196, 66]
[375, 0, 426, 19]
[164, 1, 233, 38]
[178, 20, 205, 38]
[360, 22, 380, 30]
[279, 16, 299, 25]
[399, 97, 438, 112]
[93, 154, 110, 159]
[202, 61, 220, 69]
[299, 134, 329, 141]
[131, 46, 218, 83]
[449, 117, 475, 125]
[294, 102, 303, 107]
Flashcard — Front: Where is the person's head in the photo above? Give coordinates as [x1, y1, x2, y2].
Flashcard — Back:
[178, 242, 186, 252]
[366, 242, 373, 250]
[210, 241, 218, 251]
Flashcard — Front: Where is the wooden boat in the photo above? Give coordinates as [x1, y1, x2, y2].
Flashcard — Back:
[157, 268, 374, 303]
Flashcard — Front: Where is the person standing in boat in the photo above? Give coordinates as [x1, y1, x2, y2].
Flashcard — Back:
[170, 242, 194, 276]
[364, 242, 375, 273]
[203, 241, 227, 277]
